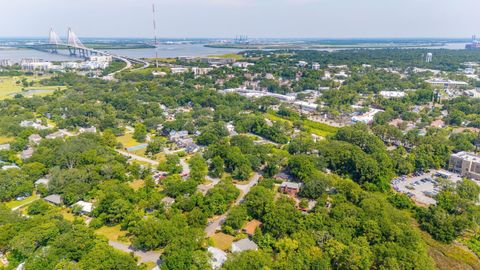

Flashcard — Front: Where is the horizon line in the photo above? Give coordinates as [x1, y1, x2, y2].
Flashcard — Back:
[0, 36, 474, 41]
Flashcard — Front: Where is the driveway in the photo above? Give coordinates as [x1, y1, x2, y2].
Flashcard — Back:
[180, 158, 190, 175]
[204, 173, 261, 237]
[108, 241, 161, 265]
[116, 150, 159, 166]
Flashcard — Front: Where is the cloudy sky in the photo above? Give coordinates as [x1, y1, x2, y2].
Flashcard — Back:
[1, 0, 479, 38]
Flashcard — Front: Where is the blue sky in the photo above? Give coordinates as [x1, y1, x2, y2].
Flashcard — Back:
[1, 0, 479, 38]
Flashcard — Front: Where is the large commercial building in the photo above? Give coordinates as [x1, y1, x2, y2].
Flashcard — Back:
[449, 151, 480, 181]
[20, 59, 53, 71]
[0, 59, 14, 67]
[426, 78, 469, 89]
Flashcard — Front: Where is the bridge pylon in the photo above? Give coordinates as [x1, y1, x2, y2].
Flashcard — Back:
[48, 28, 63, 53]
[67, 27, 85, 56]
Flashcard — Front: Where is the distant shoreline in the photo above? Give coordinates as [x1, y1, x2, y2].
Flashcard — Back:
[205, 42, 462, 50]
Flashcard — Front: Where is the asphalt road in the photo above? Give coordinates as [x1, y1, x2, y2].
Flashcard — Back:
[116, 150, 159, 166]
[108, 241, 161, 265]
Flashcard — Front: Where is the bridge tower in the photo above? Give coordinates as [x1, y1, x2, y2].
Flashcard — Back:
[48, 28, 63, 53]
[67, 27, 87, 57]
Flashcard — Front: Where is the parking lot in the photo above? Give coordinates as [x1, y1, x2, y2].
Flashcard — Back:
[391, 170, 462, 206]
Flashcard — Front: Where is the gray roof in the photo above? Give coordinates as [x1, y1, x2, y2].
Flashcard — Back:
[280, 181, 302, 189]
[232, 238, 258, 252]
[44, 194, 62, 205]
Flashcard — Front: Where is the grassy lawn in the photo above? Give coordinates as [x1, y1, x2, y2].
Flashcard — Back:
[209, 53, 243, 60]
[59, 208, 78, 222]
[0, 76, 28, 98]
[210, 233, 235, 251]
[5, 194, 39, 209]
[117, 133, 142, 148]
[131, 160, 155, 168]
[130, 148, 147, 157]
[0, 136, 14, 144]
[0, 76, 64, 99]
[142, 261, 159, 270]
[129, 179, 145, 191]
[95, 225, 131, 244]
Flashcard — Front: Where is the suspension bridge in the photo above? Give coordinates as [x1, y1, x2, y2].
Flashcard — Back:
[26, 28, 149, 75]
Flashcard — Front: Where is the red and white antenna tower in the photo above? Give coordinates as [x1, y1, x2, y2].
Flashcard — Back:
[152, 0, 159, 68]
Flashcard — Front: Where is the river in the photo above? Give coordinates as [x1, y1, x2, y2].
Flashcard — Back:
[0, 44, 241, 63]
[0, 42, 468, 63]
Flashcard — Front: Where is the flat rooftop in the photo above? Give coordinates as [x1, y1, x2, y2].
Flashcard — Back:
[452, 151, 480, 162]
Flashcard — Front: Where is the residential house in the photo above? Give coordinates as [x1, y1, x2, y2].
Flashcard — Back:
[351, 109, 383, 124]
[20, 147, 34, 160]
[430, 119, 445, 128]
[46, 131, 65, 140]
[231, 238, 258, 253]
[44, 194, 62, 205]
[20, 120, 50, 130]
[28, 134, 42, 145]
[207, 247, 227, 270]
[226, 123, 237, 136]
[186, 143, 200, 154]
[73, 201, 94, 215]
[79, 126, 97, 134]
[169, 130, 189, 142]
[280, 181, 302, 197]
[242, 220, 262, 236]
[34, 178, 50, 188]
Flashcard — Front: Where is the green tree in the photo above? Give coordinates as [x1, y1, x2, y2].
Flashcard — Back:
[224, 205, 248, 230]
[133, 123, 147, 142]
[188, 154, 208, 182]
[209, 156, 224, 178]
[79, 243, 139, 270]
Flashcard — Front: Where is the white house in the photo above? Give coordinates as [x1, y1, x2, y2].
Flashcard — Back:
[208, 247, 227, 269]
[171, 67, 189, 74]
[233, 62, 254, 69]
[351, 109, 383, 124]
[46, 131, 65, 140]
[380, 91, 406, 99]
[35, 178, 50, 188]
[73, 201, 94, 215]
[79, 126, 97, 134]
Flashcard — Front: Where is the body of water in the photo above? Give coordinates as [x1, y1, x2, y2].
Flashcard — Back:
[0, 43, 468, 63]
[0, 44, 241, 63]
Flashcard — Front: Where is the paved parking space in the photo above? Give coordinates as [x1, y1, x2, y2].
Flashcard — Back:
[391, 170, 462, 206]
